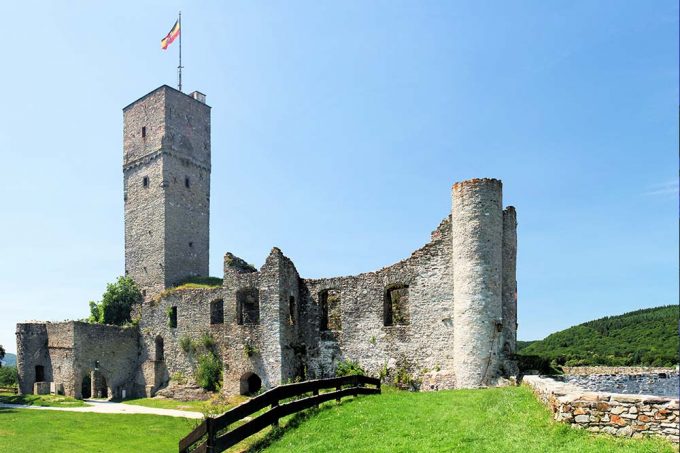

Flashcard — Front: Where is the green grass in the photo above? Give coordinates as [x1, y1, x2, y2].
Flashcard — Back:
[249, 386, 674, 453]
[0, 407, 194, 452]
[0, 392, 87, 407]
[120, 396, 243, 414]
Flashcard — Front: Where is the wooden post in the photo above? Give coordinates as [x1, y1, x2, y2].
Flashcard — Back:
[313, 388, 319, 408]
[336, 385, 342, 403]
[205, 418, 215, 453]
[271, 400, 280, 428]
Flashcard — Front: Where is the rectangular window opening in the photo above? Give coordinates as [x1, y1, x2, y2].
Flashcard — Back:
[210, 299, 224, 325]
[184, 177, 190, 188]
[168, 306, 177, 328]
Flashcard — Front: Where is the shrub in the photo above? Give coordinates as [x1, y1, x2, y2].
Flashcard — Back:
[243, 342, 259, 358]
[195, 352, 222, 391]
[179, 336, 195, 354]
[88, 276, 142, 326]
[335, 359, 365, 377]
[170, 372, 188, 385]
[0, 366, 18, 387]
[200, 333, 216, 351]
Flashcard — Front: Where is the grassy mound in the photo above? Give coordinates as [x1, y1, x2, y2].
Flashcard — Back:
[251, 386, 673, 452]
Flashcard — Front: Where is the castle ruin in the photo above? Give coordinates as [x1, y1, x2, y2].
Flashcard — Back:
[16, 85, 518, 399]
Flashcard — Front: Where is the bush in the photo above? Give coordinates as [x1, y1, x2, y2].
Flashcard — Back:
[0, 366, 18, 387]
[179, 336, 195, 354]
[195, 352, 222, 391]
[335, 359, 365, 377]
[516, 354, 561, 375]
[89, 276, 142, 326]
[200, 333, 216, 351]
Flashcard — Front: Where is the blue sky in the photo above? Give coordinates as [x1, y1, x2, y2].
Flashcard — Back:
[0, 1, 677, 353]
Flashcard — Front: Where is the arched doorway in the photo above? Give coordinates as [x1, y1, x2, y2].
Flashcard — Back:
[81, 373, 92, 399]
[239, 372, 262, 396]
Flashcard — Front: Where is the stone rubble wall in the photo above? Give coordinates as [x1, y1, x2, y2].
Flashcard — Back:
[562, 366, 679, 376]
[523, 375, 679, 444]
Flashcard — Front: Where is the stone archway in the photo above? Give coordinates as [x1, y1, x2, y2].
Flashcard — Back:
[239, 372, 262, 396]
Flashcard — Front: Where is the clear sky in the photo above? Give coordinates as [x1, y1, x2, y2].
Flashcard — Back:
[0, 1, 677, 353]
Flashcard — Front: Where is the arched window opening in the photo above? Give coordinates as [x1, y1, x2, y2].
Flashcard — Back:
[237, 288, 259, 325]
[384, 284, 410, 326]
[319, 289, 341, 331]
[239, 372, 262, 396]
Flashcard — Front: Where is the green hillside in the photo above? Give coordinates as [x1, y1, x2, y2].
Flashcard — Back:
[1, 353, 16, 367]
[520, 305, 679, 367]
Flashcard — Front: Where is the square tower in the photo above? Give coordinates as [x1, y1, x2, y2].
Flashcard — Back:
[123, 85, 211, 296]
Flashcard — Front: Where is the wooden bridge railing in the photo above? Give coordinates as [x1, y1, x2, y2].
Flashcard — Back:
[179, 375, 381, 453]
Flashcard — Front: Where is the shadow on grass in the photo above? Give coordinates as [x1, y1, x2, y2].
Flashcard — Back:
[244, 397, 361, 453]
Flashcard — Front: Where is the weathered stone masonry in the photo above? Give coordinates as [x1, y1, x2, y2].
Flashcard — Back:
[16, 85, 519, 400]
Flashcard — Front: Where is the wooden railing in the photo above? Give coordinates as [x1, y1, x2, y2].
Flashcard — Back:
[179, 375, 381, 453]
[0, 386, 18, 394]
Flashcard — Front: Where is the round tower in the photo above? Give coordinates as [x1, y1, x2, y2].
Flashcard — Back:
[451, 178, 504, 388]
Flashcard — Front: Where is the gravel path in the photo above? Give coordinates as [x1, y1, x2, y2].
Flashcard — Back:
[0, 399, 204, 419]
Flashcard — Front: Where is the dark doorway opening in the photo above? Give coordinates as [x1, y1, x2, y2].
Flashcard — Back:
[35, 365, 45, 382]
[82, 374, 92, 399]
[239, 372, 262, 396]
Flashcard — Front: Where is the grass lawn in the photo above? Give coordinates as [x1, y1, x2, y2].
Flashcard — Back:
[120, 395, 245, 414]
[0, 407, 194, 452]
[248, 386, 675, 453]
[0, 392, 86, 407]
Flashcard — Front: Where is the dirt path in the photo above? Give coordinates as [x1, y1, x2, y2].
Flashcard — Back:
[0, 399, 204, 419]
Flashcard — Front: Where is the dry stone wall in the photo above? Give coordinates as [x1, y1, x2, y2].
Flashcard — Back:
[524, 375, 679, 444]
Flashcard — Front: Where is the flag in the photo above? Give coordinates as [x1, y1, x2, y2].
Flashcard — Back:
[161, 20, 180, 50]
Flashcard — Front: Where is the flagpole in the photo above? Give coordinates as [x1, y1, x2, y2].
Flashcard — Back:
[178, 11, 183, 92]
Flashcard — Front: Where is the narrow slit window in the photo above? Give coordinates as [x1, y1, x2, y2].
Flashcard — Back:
[141, 126, 146, 138]
[185, 177, 190, 188]
[168, 306, 177, 328]
[289, 296, 296, 325]
[143, 176, 149, 187]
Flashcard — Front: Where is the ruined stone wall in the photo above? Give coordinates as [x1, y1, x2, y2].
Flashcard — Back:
[15, 323, 51, 395]
[501, 206, 518, 374]
[138, 287, 223, 393]
[71, 323, 140, 399]
[524, 375, 679, 444]
[16, 322, 140, 398]
[300, 217, 455, 384]
[452, 178, 504, 388]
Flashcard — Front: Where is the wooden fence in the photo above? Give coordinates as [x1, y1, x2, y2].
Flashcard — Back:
[0, 386, 18, 394]
[179, 375, 381, 453]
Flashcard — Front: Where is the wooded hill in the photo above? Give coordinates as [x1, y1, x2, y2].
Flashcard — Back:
[519, 305, 679, 367]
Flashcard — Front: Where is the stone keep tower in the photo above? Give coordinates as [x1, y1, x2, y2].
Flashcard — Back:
[123, 86, 211, 296]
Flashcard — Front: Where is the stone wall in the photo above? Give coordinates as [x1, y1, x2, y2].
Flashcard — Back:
[123, 85, 211, 296]
[301, 216, 455, 384]
[452, 178, 505, 388]
[16, 321, 140, 399]
[524, 375, 679, 444]
[562, 366, 679, 376]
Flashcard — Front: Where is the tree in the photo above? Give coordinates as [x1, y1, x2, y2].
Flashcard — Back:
[88, 276, 142, 326]
[0, 344, 4, 368]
